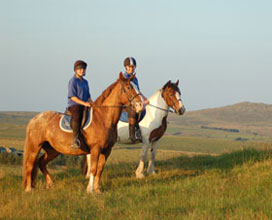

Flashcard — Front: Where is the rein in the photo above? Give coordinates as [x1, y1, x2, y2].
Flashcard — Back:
[148, 103, 174, 113]
[148, 87, 181, 113]
[91, 104, 127, 108]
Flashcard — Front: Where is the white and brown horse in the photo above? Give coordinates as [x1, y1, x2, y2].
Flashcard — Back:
[83, 80, 185, 179]
[23, 73, 144, 193]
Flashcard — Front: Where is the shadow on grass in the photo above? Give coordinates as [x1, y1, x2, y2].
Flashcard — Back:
[99, 148, 272, 190]
[164, 148, 272, 172]
[2, 148, 272, 191]
[45, 148, 272, 182]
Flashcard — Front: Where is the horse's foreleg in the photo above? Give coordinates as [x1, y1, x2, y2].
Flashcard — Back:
[86, 146, 100, 194]
[94, 148, 112, 193]
[147, 140, 160, 175]
[135, 140, 150, 179]
[39, 144, 60, 189]
[85, 154, 92, 179]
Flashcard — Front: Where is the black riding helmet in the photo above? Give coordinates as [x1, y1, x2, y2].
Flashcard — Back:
[74, 60, 87, 70]
[124, 57, 136, 67]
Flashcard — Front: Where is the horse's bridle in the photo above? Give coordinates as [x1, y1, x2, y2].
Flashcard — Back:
[121, 81, 141, 107]
[162, 87, 182, 112]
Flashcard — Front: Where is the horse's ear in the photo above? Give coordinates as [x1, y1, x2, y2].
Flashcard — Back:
[119, 72, 125, 81]
[163, 80, 171, 89]
[175, 80, 179, 86]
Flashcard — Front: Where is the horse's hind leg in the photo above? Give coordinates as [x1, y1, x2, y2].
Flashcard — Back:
[39, 142, 60, 189]
[23, 138, 42, 192]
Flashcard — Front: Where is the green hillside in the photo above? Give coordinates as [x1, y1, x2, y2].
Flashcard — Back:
[169, 102, 272, 125]
[0, 111, 38, 125]
[0, 111, 38, 141]
[0, 102, 272, 151]
[168, 102, 272, 138]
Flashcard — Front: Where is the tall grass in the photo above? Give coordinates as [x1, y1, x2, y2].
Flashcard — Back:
[1, 148, 272, 219]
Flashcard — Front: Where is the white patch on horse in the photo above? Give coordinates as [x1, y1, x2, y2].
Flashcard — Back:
[86, 174, 94, 194]
[175, 91, 183, 109]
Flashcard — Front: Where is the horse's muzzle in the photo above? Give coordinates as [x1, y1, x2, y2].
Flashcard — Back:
[178, 107, 185, 115]
[134, 102, 144, 113]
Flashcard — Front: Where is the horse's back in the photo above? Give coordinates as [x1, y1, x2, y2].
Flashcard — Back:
[26, 111, 62, 134]
[28, 111, 60, 123]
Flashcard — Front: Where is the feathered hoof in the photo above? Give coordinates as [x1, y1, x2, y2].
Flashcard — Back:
[46, 182, 54, 190]
[94, 188, 103, 194]
[86, 187, 94, 194]
[24, 186, 32, 192]
[86, 187, 103, 194]
[135, 172, 145, 179]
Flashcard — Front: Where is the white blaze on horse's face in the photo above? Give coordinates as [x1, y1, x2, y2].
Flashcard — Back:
[131, 83, 144, 113]
[175, 91, 185, 115]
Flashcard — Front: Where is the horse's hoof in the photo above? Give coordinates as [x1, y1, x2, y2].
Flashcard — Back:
[94, 188, 103, 194]
[86, 188, 94, 194]
[135, 172, 145, 179]
[24, 187, 32, 192]
[148, 171, 157, 176]
[46, 182, 54, 189]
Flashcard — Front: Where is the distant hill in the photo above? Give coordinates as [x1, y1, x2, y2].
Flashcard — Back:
[1, 102, 272, 138]
[0, 111, 38, 125]
[168, 102, 272, 136]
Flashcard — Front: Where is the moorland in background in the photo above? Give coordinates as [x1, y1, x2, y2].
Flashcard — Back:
[1, 102, 272, 219]
[1, 101, 272, 153]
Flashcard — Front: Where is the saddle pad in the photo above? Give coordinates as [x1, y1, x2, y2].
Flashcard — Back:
[59, 108, 93, 133]
[119, 109, 146, 123]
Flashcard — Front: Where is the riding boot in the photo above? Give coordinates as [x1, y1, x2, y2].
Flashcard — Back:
[71, 120, 81, 148]
[129, 124, 136, 143]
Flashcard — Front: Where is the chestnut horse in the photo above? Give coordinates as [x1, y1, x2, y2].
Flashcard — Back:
[23, 73, 144, 193]
[83, 80, 185, 179]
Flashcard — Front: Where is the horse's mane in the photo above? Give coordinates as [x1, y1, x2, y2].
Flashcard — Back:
[94, 79, 120, 105]
[162, 81, 181, 95]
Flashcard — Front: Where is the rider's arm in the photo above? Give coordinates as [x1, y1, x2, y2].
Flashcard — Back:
[140, 92, 149, 105]
[71, 97, 90, 107]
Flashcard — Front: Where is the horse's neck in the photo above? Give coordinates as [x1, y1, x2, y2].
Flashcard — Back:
[147, 89, 168, 118]
[93, 84, 123, 127]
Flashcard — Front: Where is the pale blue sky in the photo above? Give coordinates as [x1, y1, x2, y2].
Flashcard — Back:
[0, 0, 271, 111]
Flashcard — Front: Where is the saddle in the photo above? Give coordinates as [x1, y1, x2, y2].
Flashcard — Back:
[59, 107, 93, 133]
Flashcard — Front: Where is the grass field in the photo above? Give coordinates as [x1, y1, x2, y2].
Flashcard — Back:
[1, 147, 272, 219]
[1, 109, 272, 219]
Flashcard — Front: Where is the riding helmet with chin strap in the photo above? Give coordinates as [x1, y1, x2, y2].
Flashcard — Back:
[124, 57, 137, 67]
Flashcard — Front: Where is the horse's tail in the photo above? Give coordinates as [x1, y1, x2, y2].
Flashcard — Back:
[22, 125, 31, 190]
